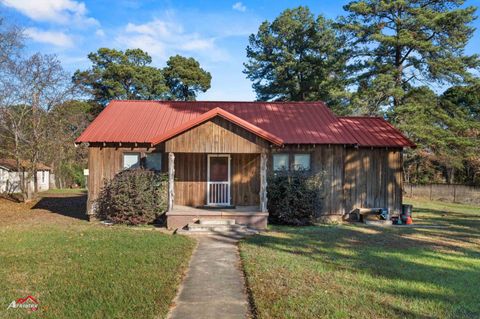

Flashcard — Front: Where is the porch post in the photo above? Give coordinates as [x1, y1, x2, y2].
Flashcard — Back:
[260, 152, 268, 212]
[168, 152, 175, 211]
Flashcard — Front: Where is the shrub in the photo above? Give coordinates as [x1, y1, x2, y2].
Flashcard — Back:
[96, 169, 168, 225]
[267, 170, 324, 225]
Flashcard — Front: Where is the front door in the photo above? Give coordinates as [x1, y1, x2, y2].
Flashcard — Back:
[207, 154, 230, 206]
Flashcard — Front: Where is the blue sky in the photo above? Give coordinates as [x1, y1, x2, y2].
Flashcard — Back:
[1, 0, 479, 101]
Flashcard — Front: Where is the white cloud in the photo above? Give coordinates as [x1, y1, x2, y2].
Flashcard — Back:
[232, 2, 246, 12]
[181, 38, 215, 51]
[0, 0, 98, 26]
[95, 29, 105, 37]
[116, 18, 229, 62]
[25, 27, 73, 47]
[125, 19, 179, 37]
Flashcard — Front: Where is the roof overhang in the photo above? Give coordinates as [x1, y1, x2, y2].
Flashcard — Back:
[150, 107, 284, 146]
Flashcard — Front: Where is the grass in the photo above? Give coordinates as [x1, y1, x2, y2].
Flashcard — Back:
[41, 188, 87, 195]
[0, 193, 195, 319]
[240, 198, 480, 319]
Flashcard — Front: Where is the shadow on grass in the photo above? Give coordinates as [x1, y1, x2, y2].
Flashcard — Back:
[244, 204, 480, 318]
[32, 194, 88, 221]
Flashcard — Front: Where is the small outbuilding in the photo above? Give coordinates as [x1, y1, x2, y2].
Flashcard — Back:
[0, 159, 51, 194]
[76, 100, 415, 229]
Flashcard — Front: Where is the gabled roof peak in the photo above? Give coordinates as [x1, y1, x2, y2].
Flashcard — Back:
[151, 107, 284, 146]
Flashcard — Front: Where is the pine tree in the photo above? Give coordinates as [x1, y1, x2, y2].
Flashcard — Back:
[73, 48, 169, 106]
[244, 6, 350, 113]
[339, 0, 480, 114]
[163, 55, 212, 101]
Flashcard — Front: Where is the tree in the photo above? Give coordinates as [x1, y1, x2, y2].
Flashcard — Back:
[441, 84, 480, 121]
[0, 18, 23, 68]
[163, 55, 212, 101]
[46, 100, 91, 188]
[439, 85, 480, 184]
[339, 0, 480, 114]
[73, 48, 169, 106]
[392, 86, 479, 184]
[0, 52, 73, 200]
[244, 6, 350, 112]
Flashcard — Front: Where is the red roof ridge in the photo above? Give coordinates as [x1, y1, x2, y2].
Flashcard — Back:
[150, 107, 284, 146]
[108, 100, 327, 105]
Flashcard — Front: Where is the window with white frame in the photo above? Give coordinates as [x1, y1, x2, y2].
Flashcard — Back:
[273, 154, 289, 171]
[123, 153, 140, 169]
[293, 154, 311, 170]
[42, 171, 45, 183]
[145, 153, 162, 171]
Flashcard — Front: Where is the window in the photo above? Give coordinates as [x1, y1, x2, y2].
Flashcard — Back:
[273, 154, 289, 171]
[293, 154, 311, 170]
[123, 153, 140, 169]
[145, 153, 162, 171]
[42, 171, 45, 183]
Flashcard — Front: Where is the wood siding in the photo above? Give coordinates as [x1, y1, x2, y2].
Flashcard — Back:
[173, 153, 260, 207]
[231, 154, 260, 206]
[174, 153, 207, 207]
[165, 117, 269, 153]
[270, 145, 403, 216]
[86, 144, 403, 217]
[86, 145, 162, 214]
[343, 148, 403, 215]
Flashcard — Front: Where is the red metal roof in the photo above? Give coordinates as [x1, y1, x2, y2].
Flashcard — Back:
[338, 117, 416, 148]
[76, 100, 414, 148]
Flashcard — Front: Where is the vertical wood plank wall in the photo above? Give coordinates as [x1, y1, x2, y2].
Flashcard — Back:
[165, 117, 269, 153]
[343, 148, 402, 214]
[272, 145, 403, 216]
[87, 145, 403, 217]
[231, 154, 260, 206]
[87, 145, 155, 215]
[173, 153, 260, 207]
[173, 153, 207, 207]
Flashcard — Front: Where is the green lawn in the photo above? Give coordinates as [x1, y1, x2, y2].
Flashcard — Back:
[41, 188, 87, 195]
[240, 198, 480, 319]
[0, 195, 195, 319]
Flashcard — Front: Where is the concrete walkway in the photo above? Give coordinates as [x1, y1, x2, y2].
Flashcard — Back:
[167, 234, 249, 319]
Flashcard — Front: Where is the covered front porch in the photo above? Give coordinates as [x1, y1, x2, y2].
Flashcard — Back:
[156, 112, 276, 230]
[165, 152, 268, 230]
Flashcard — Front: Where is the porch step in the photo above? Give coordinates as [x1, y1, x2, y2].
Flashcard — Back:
[187, 223, 246, 232]
[198, 219, 236, 225]
[176, 225, 259, 237]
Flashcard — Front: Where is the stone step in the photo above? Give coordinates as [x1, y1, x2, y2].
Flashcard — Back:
[198, 219, 236, 225]
[176, 227, 259, 237]
[187, 223, 246, 232]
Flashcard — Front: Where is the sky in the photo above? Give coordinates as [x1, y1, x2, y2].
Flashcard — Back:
[1, 0, 479, 101]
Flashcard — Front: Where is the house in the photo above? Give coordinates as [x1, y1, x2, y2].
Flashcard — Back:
[0, 159, 51, 194]
[75, 100, 415, 229]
